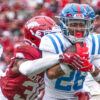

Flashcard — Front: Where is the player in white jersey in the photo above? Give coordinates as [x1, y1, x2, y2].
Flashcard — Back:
[39, 3, 100, 100]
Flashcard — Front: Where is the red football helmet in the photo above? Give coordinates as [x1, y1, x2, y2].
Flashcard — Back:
[24, 16, 59, 47]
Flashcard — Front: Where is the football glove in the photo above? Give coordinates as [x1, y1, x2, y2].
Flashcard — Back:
[75, 58, 95, 72]
[60, 52, 84, 69]
[76, 43, 89, 59]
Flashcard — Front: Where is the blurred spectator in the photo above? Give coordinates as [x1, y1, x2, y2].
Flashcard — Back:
[35, 2, 55, 18]
[92, 0, 100, 15]
[94, 15, 100, 34]
[60, 0, 70, 8]
[49, 0, 59, 13]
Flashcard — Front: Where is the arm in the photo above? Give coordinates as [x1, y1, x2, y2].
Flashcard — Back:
[12, 50, 83, 77]
[90, 58, 100, 83]
[11, 54, 60, 76]
[47, 64, 64, 79]
[43, 51, 73, 79]
[47, 63, 74, 79]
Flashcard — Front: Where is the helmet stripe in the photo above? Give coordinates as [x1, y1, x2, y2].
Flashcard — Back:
[83, 4, 86, 9]
[76, 4, 81, 14]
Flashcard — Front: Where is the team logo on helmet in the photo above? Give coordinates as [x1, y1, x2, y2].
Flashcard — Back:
[74, 14, 84, 18]
[27, 22, 40, 29]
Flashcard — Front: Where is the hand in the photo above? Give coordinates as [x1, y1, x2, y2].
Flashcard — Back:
[60, 52, 84, 69]
[36, 89, 45, 100]
[74, 91, 90, 100]
[76, 43, 89, 59]
[60, 52, 94, 72]
[75, 43, 94, 72]
[75, 58, 94, 72]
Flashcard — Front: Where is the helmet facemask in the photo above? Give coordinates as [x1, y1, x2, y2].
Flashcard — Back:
[25, 29, 53, 47]
[60, 17, 91, 43]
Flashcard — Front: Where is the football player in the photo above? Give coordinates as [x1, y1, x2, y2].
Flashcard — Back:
[39, 3, 100, 100]
[0, 16, 85, 100]
[0, 16, 65, 100]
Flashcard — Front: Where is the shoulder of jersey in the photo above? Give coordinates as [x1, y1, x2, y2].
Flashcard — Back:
[14, 43, 41, 60]
[0, 45, 3, 57]
[39, 32, 65, 54]
[87, 33, 100, 56]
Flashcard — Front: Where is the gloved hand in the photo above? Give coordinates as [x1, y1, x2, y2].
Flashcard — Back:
[76, 43, 89, 59]
[75, 43, 95, 72]
[60, 52, 84, 69]
[78, 58, 95, 72]
[74, 91, 90, 100]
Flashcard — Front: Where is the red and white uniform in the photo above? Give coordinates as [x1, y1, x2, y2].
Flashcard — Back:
[0, 43, 44, 100]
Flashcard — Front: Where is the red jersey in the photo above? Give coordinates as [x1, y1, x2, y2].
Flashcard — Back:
[0, 44, 44, 100]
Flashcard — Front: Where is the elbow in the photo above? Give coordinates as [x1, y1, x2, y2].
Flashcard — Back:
[19, 66, 28, 75]
[19, 62, 29, 75]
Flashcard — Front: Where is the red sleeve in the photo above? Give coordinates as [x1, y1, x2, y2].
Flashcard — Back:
[14, 44, 41, 60]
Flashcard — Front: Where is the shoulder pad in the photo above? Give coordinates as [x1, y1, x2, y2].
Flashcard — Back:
[14, 44, 41, 60]
[39, 33, 65, 54]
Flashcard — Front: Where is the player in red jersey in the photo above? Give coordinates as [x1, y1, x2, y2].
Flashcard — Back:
[0, 16, 62, 100]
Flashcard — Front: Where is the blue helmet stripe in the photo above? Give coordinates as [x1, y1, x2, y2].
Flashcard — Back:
[47, 35, 59, 54]
[97, 35, 100, 54]
[53, 34, 64, 52]
[90, 34, 95, 55]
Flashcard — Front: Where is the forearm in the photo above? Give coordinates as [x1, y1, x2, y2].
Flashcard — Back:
[90, 66, 100, 83]
[90, 58, 100, 83]
[47, 64, 65, 79]
[19, 54, 60, 75]
[47, 63, 73, 79]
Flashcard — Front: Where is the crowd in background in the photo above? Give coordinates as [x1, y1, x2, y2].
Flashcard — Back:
[0, 0, 100, 71]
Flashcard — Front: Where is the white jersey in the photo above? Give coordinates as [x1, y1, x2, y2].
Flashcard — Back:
[40, 32, 95, 99]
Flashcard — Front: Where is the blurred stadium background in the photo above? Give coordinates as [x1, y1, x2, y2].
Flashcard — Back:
[0, 0, 100, 71]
